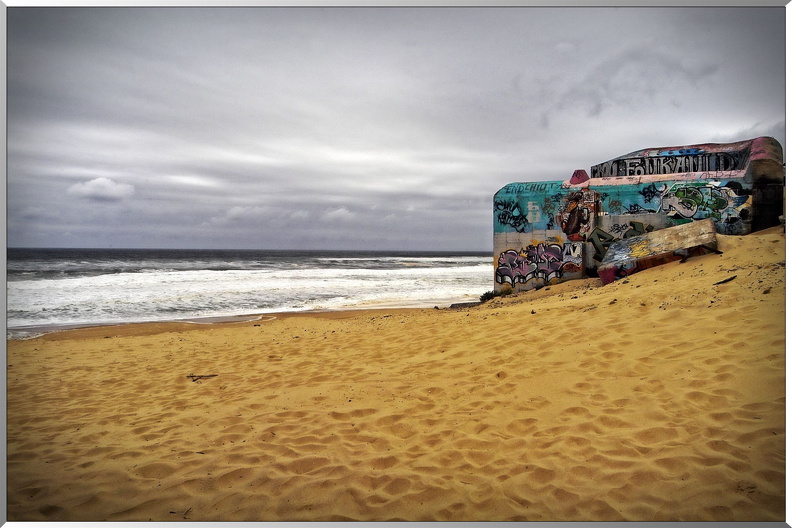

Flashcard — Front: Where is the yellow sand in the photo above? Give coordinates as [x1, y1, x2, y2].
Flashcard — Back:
[7, 227, 785, 522]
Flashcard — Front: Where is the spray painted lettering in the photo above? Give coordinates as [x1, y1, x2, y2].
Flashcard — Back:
[638, 183, 667, 203]
[496, 243, 583, 286]
[591, 149, 750, 178]
[499, 182, 551, 194]
[660, 183, 748, 221]
[494, 199, 544, 233]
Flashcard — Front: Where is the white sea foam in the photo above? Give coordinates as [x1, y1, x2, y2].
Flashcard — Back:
[7, 255, 493, 336]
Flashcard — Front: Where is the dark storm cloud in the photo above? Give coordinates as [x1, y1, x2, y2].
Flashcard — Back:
[7, 6, 786, 250]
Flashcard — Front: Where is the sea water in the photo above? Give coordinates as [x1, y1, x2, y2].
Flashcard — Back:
[7, 248, 493, 338]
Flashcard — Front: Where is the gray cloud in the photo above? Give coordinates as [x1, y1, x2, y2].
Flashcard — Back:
[67, 177, 136, 203]
[557, 46, 720, 118]
[7, 6, 786, 250]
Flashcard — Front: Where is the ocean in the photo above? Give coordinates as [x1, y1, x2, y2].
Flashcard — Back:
[7, 248, 494, 339]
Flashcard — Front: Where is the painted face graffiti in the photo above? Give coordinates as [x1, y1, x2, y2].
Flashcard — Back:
[558, 190, 597, 241]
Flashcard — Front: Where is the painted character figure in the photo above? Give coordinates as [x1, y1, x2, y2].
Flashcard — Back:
[561, 192, 591, 241]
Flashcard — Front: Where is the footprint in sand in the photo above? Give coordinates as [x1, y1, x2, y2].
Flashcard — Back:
[504, 417, 539, 435]
[38, 505, 66, 518]
[283, 456, 331, 474]
[634, 426, 679, 444]
[559, 406, 594, 421]
[383, 477, 411, 495]
[133, 461, 179, 480]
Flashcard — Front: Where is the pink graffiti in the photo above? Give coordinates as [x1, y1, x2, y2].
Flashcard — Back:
[496, 243, 583, 286]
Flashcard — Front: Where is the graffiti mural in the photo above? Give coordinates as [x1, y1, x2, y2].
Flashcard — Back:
[586, 221, 656, 262]
[597, 181, 751, 223]
[558, 190, 598, 241]
[638, 182, 666, 203]
[494, 179, 750, 265]
[660, 183, 751, 223]
[494, 198, 530, 233]
[495, 243, 583, 286]
[495, 188, 599, 235]
[493, 136, 784, 291]
[494, 198, 544, 233]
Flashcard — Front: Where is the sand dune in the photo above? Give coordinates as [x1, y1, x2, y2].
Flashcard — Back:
[6, 227, 785, 521]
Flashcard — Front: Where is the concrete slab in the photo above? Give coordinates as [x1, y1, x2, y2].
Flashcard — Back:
[597, 218, 718, 285]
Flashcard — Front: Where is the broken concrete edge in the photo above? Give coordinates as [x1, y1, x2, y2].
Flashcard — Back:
[598, 246, 710, 285]
[448, 301, 483, 310]
[597, 219, 718, 285]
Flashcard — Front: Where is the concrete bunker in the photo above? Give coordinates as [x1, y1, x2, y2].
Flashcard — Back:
[493, 136, 784, 291]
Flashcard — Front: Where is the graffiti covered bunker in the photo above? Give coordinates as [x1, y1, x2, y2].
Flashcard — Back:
[493, 136, 784, 291]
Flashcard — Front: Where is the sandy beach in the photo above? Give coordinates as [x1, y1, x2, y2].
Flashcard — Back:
[6, 226, 785, 522]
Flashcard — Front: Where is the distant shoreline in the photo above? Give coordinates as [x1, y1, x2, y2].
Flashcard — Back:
[6, 296, 480, 341]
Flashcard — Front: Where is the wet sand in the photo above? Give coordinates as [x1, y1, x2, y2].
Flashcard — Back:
[6, 227, 786, 521]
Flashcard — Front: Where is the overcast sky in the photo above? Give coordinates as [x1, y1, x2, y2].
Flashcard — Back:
[7, 6, 786, 251]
